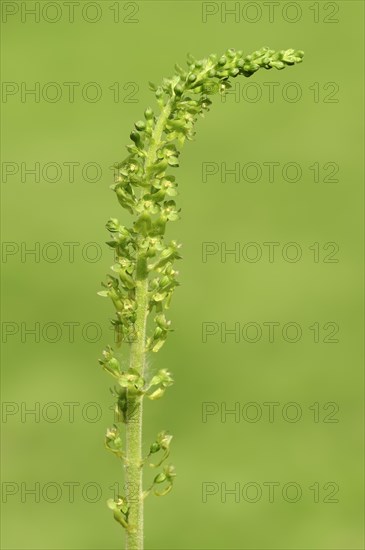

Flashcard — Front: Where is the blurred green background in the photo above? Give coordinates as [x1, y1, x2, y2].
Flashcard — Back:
[1, 1, 364, 548]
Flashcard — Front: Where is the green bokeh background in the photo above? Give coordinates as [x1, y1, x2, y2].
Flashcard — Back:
[1, 1, 364, 548]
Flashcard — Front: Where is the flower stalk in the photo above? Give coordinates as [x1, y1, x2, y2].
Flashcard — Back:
[99, 46, 304, 550]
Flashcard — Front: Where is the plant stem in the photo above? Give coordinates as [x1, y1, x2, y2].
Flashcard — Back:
[145, 99, 174, 171]
[125, 255, 148, 550]
[125, 97, 175, 550]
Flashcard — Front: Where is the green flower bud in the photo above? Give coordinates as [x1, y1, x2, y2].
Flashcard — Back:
[174, 83, 184, 96]
[159, 275, 170, 288]
[270, 60, 285, 70]
[188, 74, 197, 82]
[156, 430, 173, 450]
[152, 291, 166, 302]
[154, 472, 167, 484]
[150, 442, 161, 454]
[164, 464, 176, 479]
[144, 107, 154, 120]
[130, 131, 141, 147]
[217, 70, 229, 79]
[153, 326, 163, 338]
[118, 269, 135, 290]
[243, 63, 259, 73]
[155, 313, 171, 330]
[106, 218, 119, 232]
[218, 55, 226, 66]
[108, 357, 121, 373]
[167, 156, 179, 167]
[148, 387, 165, 400]
[102, 346, 113, 361]
[135, 120, 146, 131]
[257, 47, 269, 57]
[106, 427, 117, 440]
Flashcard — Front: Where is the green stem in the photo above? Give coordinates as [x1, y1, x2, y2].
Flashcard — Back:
[125, 255, 148, 550]
[124, 95, 172, 546]
[145, 97, 174, 173]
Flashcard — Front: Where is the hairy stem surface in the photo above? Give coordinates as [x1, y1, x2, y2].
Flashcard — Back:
[125, 255, 148, 550]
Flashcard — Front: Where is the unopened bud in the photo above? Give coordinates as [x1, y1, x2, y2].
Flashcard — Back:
[174, 83, 184, 96]
[144, 107, 154, 120]
[130, 131, 141, 146]
[154, 472, 167, 484]
[135, 120, 146, 131]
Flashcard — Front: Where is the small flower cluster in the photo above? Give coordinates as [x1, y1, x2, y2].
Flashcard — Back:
[99, 346, 173, 403]
[101, 46, 304, 353]
[101, 346, 175, 528]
